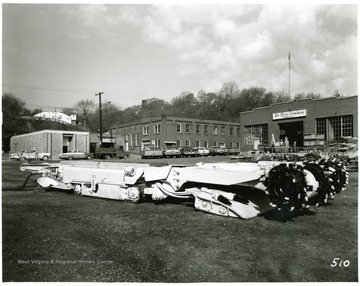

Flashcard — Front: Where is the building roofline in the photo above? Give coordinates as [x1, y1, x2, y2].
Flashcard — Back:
[11, 129, 89, 139]
[115, 114, 240, 128]
[240, 95, 358, 115]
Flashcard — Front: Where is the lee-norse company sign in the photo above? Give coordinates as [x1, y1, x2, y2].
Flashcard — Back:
[272, 109, 307, 120]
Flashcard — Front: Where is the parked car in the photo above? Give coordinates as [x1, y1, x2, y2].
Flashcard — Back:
[10, 153, 20, 160]
[141, 146, 163, 159]
[59, 150, 93, 160]
[193, 147, 209, 157]
[180, 146, 198, 157]
[94, 144, 129, 159]
[163, 146, 182, 158]
[117, 148, 130, 159]
[209, 146, 228, 156]
[227, 149, 240, 155]
[16, 150, 51, 162]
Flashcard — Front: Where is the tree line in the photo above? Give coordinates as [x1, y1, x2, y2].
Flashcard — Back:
[67, 81, 320, 131]
[2, 81, 322, 140]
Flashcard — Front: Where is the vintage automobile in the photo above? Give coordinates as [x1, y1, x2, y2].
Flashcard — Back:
[209, 146, 228, 156]
[193, 147, 209, 157]
[10, 153, 20, 160]
[180, 146, 198, 157]
[93, 142, 129, 160]
[141, 146, 163, 159]
[15, 150, 51, 162]
[227, 149, 240, 155]
[59, 150, 93, 160]
[163, 146, 182, 158]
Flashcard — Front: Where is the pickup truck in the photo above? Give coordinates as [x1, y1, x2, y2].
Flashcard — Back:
[94, 147, 129, 160]
[59, 150, 93, 160]
[16, 151, 51, 162]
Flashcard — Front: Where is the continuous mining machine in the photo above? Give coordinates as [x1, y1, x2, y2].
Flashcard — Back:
[17, 157, 349, 220]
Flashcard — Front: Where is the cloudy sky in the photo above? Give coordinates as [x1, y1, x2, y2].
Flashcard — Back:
[2, 3, 358, 111]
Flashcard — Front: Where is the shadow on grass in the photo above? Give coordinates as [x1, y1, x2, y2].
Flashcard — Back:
[263, 206, 317, 222]
[151, 196, 195, 208]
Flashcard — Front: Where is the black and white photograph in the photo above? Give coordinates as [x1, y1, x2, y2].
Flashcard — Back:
[2, 1, 358, 283]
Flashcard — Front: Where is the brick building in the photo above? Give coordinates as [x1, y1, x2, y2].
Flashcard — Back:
[9, 96, 357, 157]
[240, 95, 358, 151]
[10, 130, 90, 160]
[111, 115, 242, 153]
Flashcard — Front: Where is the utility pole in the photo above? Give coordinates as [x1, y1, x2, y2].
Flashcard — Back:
[106, 101, 112, 140]
[83, 108, 87, 127]
[95, 92, 104, 145]
[288, 52, 291, 111]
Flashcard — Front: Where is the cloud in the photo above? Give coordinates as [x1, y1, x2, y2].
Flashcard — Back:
[117, 5, 144, 26]
[64, 4, 357, 96]
[74, 4, 108, 26]
[69, 33, 90, 39]
[213, 18, 237, 40]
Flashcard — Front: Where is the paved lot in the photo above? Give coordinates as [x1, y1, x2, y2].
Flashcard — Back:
[2, 157, 358, 282]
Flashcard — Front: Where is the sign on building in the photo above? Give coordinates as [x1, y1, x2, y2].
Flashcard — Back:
[272, 109, 307, 120]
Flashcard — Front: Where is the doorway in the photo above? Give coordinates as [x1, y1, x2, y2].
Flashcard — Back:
[278, 121, 304, 147]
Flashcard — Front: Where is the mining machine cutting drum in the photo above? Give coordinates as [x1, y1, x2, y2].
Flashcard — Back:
[264, 163, 309, 213]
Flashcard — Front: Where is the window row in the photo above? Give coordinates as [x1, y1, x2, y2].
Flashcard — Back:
[127, 136, 240, 150]
[142, 123, 240, 136]
[316, 115, 353, 141]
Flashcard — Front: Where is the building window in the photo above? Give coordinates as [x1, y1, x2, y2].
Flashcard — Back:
[316, 118, 327, 139]
[195, 140, 200, 147]
[154, 139, 160, 148]
[221, 126, 225, 136]
[143, 126, 149, 135]
[154, 124, 160, 134]
[135, 133, 138, 146]
[204, 125, 209, 135]
[244, 127, 252, 145]
[316, 115, 353, 141]
[143, 142, 151, 150]
[185, 140, 190, 146]
[196, 124, 200, 134]
[177, 139, 182, 146]
[177, 123, 182, 133]
[130, 134, 134, 146]
[214, 126, 218, 136]
[244, 124, 269, 145]
[236, 127, 240, 136]
[342, 115, 353, 137]
[230, 127, 234, 136]
[204, 141, 209, 149]
[329, 117, 342, 141]
[262, 125, 268, 144]
[185, 123, 191, 133]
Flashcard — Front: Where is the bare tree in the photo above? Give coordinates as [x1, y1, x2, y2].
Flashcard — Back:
[219, 81, 240, 98]
[74, 99, 96, 114]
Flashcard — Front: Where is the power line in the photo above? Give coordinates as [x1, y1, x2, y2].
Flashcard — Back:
[2, 83, 93, 94]
[23, 103, 74, 110]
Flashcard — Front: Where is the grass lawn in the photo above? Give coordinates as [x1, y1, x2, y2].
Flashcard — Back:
[2, 159, 358, 282]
